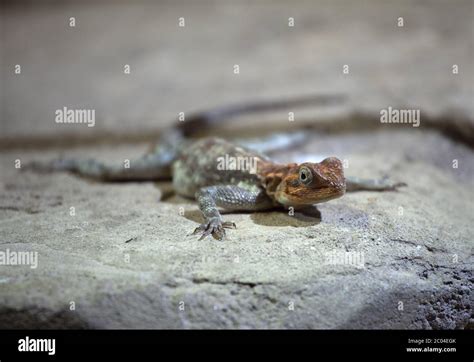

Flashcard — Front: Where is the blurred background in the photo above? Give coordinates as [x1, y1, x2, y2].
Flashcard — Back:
[1, 0, 473, 145]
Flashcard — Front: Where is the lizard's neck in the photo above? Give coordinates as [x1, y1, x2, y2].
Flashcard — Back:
[258, 161, 297, 200]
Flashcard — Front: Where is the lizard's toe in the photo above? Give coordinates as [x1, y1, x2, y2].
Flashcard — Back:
[222, 221, 237, 229]
[192, 218, 236, 241]
[192, 224, 207, 235]
[385, 180, 407, 190]
[380, 176, 407, 190]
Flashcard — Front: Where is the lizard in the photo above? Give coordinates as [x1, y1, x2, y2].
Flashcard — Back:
[24, 94, 406, 240]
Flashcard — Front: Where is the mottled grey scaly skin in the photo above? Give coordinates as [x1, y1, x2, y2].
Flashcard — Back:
[172, 138, 276, 240]
[172, 138, 270, 198]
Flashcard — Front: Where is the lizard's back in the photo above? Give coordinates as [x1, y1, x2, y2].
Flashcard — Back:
[172, 137, 270, 198]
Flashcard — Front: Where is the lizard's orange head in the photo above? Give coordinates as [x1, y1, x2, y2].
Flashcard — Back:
[275, 157, 346, 206]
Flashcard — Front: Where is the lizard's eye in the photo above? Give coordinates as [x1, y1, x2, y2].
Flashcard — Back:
[299, 167, 313, 185]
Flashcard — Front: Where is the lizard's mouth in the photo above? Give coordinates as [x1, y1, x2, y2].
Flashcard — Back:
[311, 185, 346, 204]
[276, 184, 346, 206]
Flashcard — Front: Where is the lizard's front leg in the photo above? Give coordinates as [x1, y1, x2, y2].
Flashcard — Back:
[346, 176, 406, 192]
[193, 185, 273, 241]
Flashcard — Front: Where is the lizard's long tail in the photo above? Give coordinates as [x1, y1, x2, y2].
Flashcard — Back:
[24, 94, 345, 181]
[176, 93, 346, 136]
[24, 151, 174, 182]
[23, 128, 183, 182]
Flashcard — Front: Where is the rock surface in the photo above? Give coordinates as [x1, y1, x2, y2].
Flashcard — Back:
[0, 128, 473, 329]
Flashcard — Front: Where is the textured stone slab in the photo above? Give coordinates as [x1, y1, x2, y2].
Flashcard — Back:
[0, 128, 472, 329]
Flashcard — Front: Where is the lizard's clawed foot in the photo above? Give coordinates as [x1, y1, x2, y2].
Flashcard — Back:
[380, 176, 407, 191]
[192, 218, 236, 241]
[392, 181, 407, 190]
